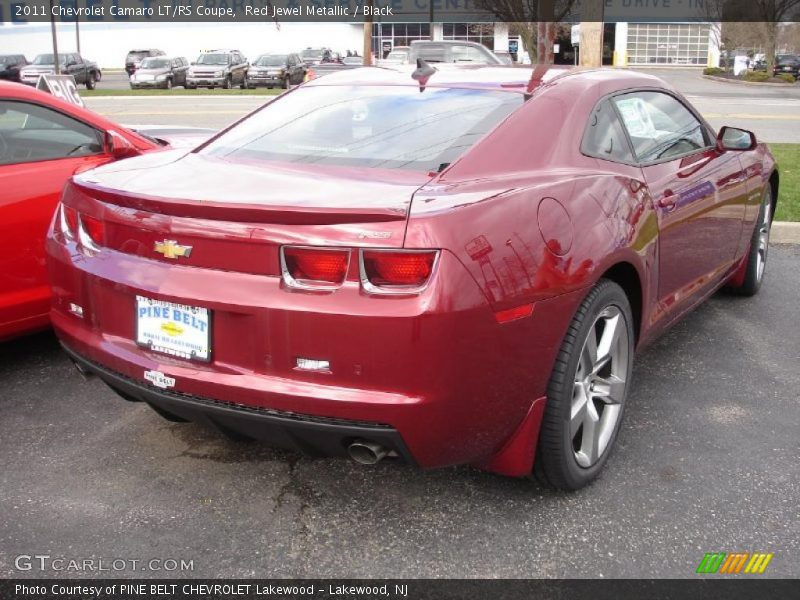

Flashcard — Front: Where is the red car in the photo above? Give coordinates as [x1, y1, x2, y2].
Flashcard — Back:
[47, 66, 777, 489]
[0, 81, 160, 341]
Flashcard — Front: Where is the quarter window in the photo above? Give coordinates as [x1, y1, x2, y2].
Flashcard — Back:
[0, 101, 104, 166]
[582, 98, 635, 163]
[613, 91, 710, 163]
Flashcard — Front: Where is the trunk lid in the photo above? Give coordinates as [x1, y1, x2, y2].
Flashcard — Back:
[70, 152, 429, 275]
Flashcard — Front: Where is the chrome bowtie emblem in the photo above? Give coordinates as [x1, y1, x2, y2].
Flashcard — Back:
[154, 240, 193, 259]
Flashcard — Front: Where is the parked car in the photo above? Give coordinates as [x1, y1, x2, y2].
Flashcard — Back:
[47, 67, 777, 490]
[186, 50, 248, 89]
[0, 81, 161, 341]
[299, 47, 335, 66]
[773, 54, 800, 76]
[408, 40, 504, 65]
[381, 46, 410, 65]
[20, 53, 102, 89]
[0, 55, 29, 82]
[130, 56, 189, 89]
[125, 49, 165, 76]
[246, 53, 305, 89]
[342, 56, 364, 66]
[495, 51, 514, 65]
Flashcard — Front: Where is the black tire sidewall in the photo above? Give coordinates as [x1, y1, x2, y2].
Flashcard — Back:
[738, 187, 772, 295]
[537, 280, 635, 490]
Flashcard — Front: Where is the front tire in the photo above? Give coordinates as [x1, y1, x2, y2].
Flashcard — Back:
[725, 186, 772, 296]
[223, 75, 232, 90]
[535, 279, 634, 491]
[85, 73, 96, 90]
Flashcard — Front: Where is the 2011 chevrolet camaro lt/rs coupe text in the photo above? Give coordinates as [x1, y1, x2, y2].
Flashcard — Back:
[47, 65, 777, 490]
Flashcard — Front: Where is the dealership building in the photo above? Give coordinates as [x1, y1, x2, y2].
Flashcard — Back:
[0, 20, 720, 69]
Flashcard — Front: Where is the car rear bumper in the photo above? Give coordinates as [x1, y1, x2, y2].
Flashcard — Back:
[62, 342, 417, 463]
[47, 225, 574, 471]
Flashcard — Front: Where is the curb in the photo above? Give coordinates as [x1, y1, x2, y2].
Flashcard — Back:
[772, 221, 800, 244]
[702, 74, 797, 87]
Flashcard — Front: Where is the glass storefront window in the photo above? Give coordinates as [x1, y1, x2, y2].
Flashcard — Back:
[628, 23, 710, 65]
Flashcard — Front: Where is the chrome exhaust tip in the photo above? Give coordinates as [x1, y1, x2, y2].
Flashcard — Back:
[347, 440, 389, 465]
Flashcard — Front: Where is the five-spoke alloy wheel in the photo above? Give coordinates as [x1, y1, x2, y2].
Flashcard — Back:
[536, 279, 634, 490]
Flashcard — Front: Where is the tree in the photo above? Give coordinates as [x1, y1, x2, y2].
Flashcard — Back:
[705, 0, 800, 72]
[475, 0, 577, 63]
[752, 0, 800, 72]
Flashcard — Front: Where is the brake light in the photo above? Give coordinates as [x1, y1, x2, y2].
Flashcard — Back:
[360, 250, 438, 292]
[80, 214, 105, 247]
[281, 246, 349, 288]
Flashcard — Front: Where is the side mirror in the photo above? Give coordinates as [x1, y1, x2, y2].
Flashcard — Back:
[106, 131, 139, 160]
[717, 126, 757, 151]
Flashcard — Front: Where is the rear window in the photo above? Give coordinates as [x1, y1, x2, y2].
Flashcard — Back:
[127, 51, 148, 61]
[200, 85, 522, 172]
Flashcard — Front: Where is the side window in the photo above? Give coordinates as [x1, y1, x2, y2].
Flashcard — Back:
[581, 98, 635, 164]
[0, 101, 105, 166]
[613, 91, 710, 163]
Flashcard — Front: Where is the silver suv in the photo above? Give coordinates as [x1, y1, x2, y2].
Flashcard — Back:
[186, 49, 248, 89]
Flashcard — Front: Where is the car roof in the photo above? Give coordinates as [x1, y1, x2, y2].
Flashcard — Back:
[304, 64, 669, 95]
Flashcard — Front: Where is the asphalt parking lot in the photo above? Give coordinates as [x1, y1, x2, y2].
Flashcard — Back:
[1, 245, 798, 579]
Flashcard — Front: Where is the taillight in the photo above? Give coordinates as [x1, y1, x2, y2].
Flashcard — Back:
[281, 246, 349, 289]
[360, 250, 438, 293]
[80, 214, 105, 247]
[60, 203, 104, 250]
[64, 205, 79, 237]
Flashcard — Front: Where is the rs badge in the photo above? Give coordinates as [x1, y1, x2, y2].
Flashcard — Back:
[154, 240, 193, 259]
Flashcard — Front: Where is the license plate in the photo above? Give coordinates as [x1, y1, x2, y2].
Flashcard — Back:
[135, 296, 211, 362]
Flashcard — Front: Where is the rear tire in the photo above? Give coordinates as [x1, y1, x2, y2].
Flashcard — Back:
[725, 186, 772, 296]
[535, 279, 634, 491]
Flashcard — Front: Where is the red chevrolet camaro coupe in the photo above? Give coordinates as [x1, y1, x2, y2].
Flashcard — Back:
[47, 66, 777, 489]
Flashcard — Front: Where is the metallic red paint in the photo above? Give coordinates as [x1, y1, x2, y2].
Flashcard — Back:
[45, 67, 776, 474]
[0, 81, 160, 341]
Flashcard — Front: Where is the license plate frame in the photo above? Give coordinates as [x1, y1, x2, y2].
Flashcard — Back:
[135, 295, 212, 362]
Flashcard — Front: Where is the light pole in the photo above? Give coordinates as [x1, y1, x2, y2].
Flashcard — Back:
[49, 0, 60, 74]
